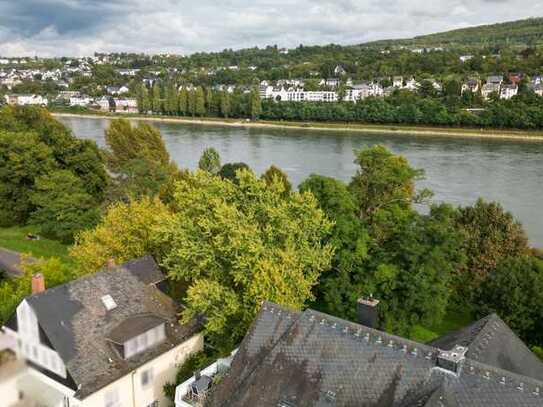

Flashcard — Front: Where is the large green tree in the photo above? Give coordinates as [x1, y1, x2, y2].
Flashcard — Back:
[30, 170, 100, 243]
[156, 170, 333, 348]
[454, 199, 530, 301]
[476, 256, 543, 347]
[0, 106, 107, 225]
[104, 119, 178, 200]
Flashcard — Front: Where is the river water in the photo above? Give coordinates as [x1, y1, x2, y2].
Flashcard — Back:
[57, 116, 543, 247]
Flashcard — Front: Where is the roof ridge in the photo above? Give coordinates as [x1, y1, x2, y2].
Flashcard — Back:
[305, 308, 438, 356]
[464, 358, 543, 397]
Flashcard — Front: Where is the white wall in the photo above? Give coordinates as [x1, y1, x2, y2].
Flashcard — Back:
[77, 333, 203, 407]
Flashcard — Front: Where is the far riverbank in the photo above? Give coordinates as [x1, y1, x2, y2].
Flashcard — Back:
[51, 111, 543, 142]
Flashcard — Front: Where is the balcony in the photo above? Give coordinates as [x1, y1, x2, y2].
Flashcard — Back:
[175, 349, 237, 407]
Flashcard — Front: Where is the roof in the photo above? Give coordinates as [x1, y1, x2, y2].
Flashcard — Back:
[207, 302, 543, 407]
[23, 256, 200, 400]
[429, 314, 543, 381]
[107, 314, 165, 344]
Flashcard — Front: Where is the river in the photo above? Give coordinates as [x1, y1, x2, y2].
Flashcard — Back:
[57, 115, 543, 247]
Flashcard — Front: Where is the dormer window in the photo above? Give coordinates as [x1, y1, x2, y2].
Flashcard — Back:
[108, 315, 167, 360]
[123, 324, 165, 359]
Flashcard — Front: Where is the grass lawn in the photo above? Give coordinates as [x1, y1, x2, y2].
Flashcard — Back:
[410, 307, 474, 343]
[0, 226, 71, 263]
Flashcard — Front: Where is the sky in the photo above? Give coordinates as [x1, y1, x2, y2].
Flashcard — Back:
[0, 0, 540, 57]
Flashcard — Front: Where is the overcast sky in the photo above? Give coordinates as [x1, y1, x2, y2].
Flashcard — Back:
[0, 0, 540, 57]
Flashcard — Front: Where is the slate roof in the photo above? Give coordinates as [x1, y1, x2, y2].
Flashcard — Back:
[429, 314, 543, 382]
[207, 302, 543, 407]
[22, 256, 200, 400]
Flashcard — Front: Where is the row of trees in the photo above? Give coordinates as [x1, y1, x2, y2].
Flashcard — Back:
[136, 82, 262, 119]
[261, 92, 543, 129]
[133, 79, 543, 130]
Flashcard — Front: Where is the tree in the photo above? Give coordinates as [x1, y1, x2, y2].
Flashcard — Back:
[70, 197, 170, 273]
[220, 91, 231, 118]
[155, 170, 333, 349]
[0, 106, 107, 225]
[261, 165, 292, 194]
[105, 119, 170, 169]
[194, 86, 206, 117]
[444, 79, 462, 97]
[137, 83, 151, 113]
[0, 131, 57, 225]
[249, 85, 262, 120]
[417, 80, 437, 98]
[476, 256, 543, 347]
[152, 82, 162, 113]
[349, 145, 431, 225]
[30, 170, 100, 243]
[178, 88, 189, 116]
[218, 162, 251, 184]
[165, 82, 178, 115]
[198, 148, 222, 174]
[104, 119, 178, 200]
[454, 199, 529, 300]
[0, 257, 74, 324]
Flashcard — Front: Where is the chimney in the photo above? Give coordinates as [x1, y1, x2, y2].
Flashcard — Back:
[357, 296, 380, 329]
[31, 273, 46, 294]
[437, 345, 468, 375]
[106, 258, 116, 270]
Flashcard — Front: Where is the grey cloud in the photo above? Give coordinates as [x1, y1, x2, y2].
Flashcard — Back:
[0, 0, 540, 56]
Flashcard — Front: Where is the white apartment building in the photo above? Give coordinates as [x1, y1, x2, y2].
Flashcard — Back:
[0, 256, 203, 407]
[4, 94, 48, 106]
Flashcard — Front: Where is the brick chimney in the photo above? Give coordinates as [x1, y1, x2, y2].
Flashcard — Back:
[31, 273, 46, 294]
[357, 296, 380, 329]
[106, 258, 116, 270]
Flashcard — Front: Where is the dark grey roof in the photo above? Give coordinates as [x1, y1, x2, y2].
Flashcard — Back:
[24, 256, 199, 400]
[207, 302, 543, 407]
[429, 314, 543, 382]
[120, 255, 165, 285]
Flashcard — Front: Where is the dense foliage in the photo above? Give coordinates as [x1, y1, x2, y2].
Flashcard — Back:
[476, 256, 543, 347]
[72, 169, 333, 349]
[301, 148, 463, 336]
[0, 106, 107, 241]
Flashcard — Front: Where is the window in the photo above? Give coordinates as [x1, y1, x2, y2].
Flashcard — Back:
[123, 323, 166, 359]
[104, 388, 120, 407]
[141, 367, 154, 388]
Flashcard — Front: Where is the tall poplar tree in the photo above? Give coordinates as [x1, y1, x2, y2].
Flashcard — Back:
[152, 82, 162, 114]
[194, 86, 206, 117]
[178, 88, 188, 116]
[220, 91, 231, 118]
[249, 86, 262, 120]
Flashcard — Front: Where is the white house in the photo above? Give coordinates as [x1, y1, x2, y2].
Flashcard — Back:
[459, 55, 473, 63]
[0, 256, 203, 407]
[392, 76, 403, 88]
[481, 83, 501, 100]
[4, 94, 48, 106]
[69, 96, 93, 107]
[500, 84, 518, 100]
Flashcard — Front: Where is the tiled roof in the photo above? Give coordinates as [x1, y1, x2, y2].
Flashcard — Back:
[207, 302, 543, 407]
[429, 314, 543, 381]
[24, 257, 200, 400]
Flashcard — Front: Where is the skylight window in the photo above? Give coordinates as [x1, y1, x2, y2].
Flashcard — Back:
[101, 295, 117, 311]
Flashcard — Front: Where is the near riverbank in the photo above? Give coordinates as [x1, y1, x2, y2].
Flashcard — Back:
[51, 111, 543, 141]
